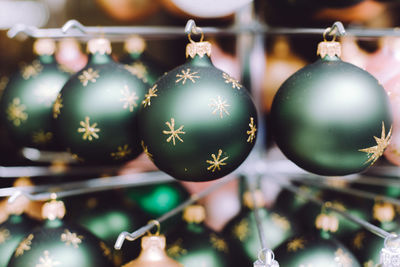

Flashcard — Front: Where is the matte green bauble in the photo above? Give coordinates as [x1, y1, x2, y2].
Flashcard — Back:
[139, 39, 258, 181]
[274, 186, 320, 216]
[0, 39, 71, 150]
[274, 234, 361, 267]
[119, 36, 163, 85]
[0, 215, 39, 267]
[55, 38, 148, 163]
[271, 40, 392, 176]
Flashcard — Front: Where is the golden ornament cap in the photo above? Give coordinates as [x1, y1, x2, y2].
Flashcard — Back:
[87, 38, 112, 55]
[33, 39, 56, 56]
[317, 41, 341, 59]
[186, 41, 212, 58]
[373, 201, 395, 223]
[41, 194, 66, 220]
[315, 213, 339, 233]
[183, 205, 206, 224]
[243, 190, 265, 209]
[124, 35, 146, 54]
[122, 235, 183, 267]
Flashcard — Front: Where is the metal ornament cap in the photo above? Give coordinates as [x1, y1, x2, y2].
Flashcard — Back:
[186, 41, 212, 58]
[87, 38, 112, 55]
[381, 235, 400, 267]
[41, 199, 66, 221]
[124, 35, 146, 54]
[33, 38, 56, 56]
[183, 205, 206, 224]
[317, 41, 341, 59]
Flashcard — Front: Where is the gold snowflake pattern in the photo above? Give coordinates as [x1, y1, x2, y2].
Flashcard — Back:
[287, 237, 306, 252]
[233, 218, 250, 241]
[176, 68, 200, 85]
[15, 234, 34, 257]
[32, 131, 53, 145]
[125, 62, 148, 83]
[36, 250, 61, 267]
[78, 116, 100, 141]
[353, 232, 366, 250]
[142, 84, 158, 108]
[0, 228, 10, 244]
[120, 85, 138, 112]
[271, 213, 290, 230]
[210, 234, 229, 253]
[334, 248, 353, 267]
[34, 84, 59, 107]
[0, 76, 8, 98]
[141, 140, 153, 160]
[247, 117, 257, 143]
[359, 121, 392, 166]
[53, 94, 63, 119]
[100, 241, 113, 261]
[167, 239, 187, 258]
[21, 60, 43, 80]
[78, 68, 99, 86]
[61, 229, 83, 248]
[209, 96, 230, 118]
[111, 144, 132, 160]
[163, 118, 185, 145]
[363, 260, 378, 267]
[222, 72, 242, 90]
[7, 98, 28, 126]
[206, 149, 229, 172]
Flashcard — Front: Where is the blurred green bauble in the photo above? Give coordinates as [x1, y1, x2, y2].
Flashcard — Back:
[0, 215, 39, 267]
[0, 39, 71, 151]
[54, 38, 149, 164]
[139, 39, 258, 182]
[271, 40, 392, 176]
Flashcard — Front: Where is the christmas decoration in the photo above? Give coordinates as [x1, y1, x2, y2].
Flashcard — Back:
[55, 38, 87, 73]
[0, 39, 71, 150]
[139, 31, 258, 181]
[96, 0, 160, 21]
[271, 32, 392, 176]
[341, 36, 369, 69]
[166, 205, 230, 267]
[54, 38, 148, 163]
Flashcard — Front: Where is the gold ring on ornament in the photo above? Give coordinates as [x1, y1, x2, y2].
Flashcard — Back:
[323, 27, 337, 42]
[146, 220, 161, 236]
[188, 26, 204, 43]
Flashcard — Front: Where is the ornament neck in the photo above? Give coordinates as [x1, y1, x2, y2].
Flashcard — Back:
[8, 214, 23, 224]
[187, 222, 204, 234]
[187, 55, 213, 67]
[44, 218, 63, 228]
[87, 53, 113, 65]
[128, 52, 142, 61]
[39, 54, 56, 64]
[321, 55, 341, 62]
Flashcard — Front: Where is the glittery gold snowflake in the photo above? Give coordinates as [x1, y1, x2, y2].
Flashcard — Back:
[111, 144, 132, 160]
[125, 62, 148, 83]
[78, 68, 99, 86]
[7, 98, 28, 126]
[78, 116, 100, 141]
[120, 85, 138, 112]
[271, 213, 290, 230]
[222, 72, 242, 90]
[210, 233, 229, 253]
[233, 218, 249, 241]
[36, 250, 61, 267]
[34, 84, 59, 107]
[0, 228, 10, 244]
[206, 149, 229, 172]
[176, 68, 200, 85]
[163, 118, 185, 145]
[287, 237, 306, 252]
[142, 84, 158, 108]
[141, 140, 153, 160]
[209, 96, 230, 118]
[53, 94, 63, 119]
[32, 131, 53, 145]
[15, 234, 34, 257]
[353, 232, 366, 250]
[359, 122, 392, 166]
[167, 239, 187, 258]
[61, 229, 83, 248]
[21, 60, 43, 80]
[246, 117, 257, 143]
[363, 260, 377, 267]
[334, 248, 353, 267]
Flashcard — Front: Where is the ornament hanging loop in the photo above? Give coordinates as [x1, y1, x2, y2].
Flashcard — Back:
[254, 248, 279, 267]
[380, 234, 400, 266]
[185, 19, 204, 43]
[323, 21, 346, 42]
[323, 27, 337, 42]
[146, 220, 161, 236]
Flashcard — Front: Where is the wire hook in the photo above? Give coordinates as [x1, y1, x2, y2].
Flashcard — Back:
[7, 24, 37, 38]
[61, 19, 87, 34]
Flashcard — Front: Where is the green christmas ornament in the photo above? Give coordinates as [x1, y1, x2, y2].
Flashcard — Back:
[0, 39, 71, 150]
[139, 32, 258, 182]
[119, 35, 163, 85]
[54, 38, 149, 163]
[271, 35, 393, 176]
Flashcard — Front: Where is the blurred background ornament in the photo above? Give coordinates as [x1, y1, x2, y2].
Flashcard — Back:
[55, 38, 88, 73]
[95, 0, 160, 22]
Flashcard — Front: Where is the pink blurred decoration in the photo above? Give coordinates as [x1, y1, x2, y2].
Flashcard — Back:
[210, 42, 240, 80]
[341, 36, 369, 69]
[55, 38, 87, 73]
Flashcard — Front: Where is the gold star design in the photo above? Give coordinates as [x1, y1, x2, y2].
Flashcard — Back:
[36, 250, 61, 267]
[233, 218, 250, 241]
[271, 213, 290, 230]
[78, 116, 100, 141]
[142, 84, 158, 108]
[163, 118, 185, 145]
[0, 228, 10, 244]
[176, 68, 200, 85]
[7, 98, 28, 126]
[167, 239, 187, 258]
[222, 72, 242, 90]
[247, 117, 257, 143]
[53, 94, 63, 119]
[78, 68, 99, 86]
[110, 144, 132, 160]
[32, 131, 53, 145]
[353, 232, 366, 250]
[61, 229, 83, 248]
[0, 76, 9, 98]
[15, 234, 34, 257]
[287, 237, 306, 252]
[120, 85, 138, 112]
[34, 83, 59, 107]
[210, 233, 229, 253]
[21, 60, 43, 80]
[99, 241, 113, 261]
[359, 122, 392, 166]
[206, 149, 229, 172]
[209, 96, 230, 118]
[125, 62, 148, 83]
[334, 248, 353, 267]
[141, 140, 153, 160]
